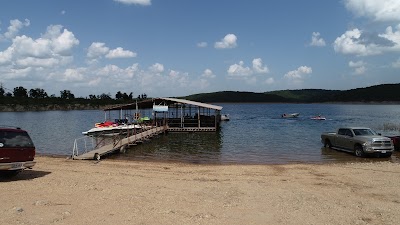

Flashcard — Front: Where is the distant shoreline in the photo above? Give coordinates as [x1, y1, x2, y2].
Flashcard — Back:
[1, 101, 400, 112]
[0, 104, 105, 112]
[0, 102, 399, 112]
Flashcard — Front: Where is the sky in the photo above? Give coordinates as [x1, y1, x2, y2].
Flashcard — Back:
[0, 0, 400, 98]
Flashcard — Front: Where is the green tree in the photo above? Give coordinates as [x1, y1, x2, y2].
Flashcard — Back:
[0, 86, 4, 97]
[60, 90, 75, 99]
[13, 86, 28, 98]
[115, 91, 132, 100]
[115, 91, 123, 99]
[89, 94, 97, 100]
[99, 93, 111, 100]
[29, 88, 48, 98]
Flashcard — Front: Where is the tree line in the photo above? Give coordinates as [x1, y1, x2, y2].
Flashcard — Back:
[0, 84, 148, 107]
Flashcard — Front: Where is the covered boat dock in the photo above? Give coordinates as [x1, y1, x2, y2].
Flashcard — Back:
[72, 98, 223, 160]
[104, 97, 223, 132]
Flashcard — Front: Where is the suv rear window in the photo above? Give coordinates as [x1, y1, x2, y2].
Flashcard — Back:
[0, 130, 35, 148]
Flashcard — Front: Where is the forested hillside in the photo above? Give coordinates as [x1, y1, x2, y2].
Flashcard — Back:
[184, 83, 400, 103]
[1, 83, 399, 111]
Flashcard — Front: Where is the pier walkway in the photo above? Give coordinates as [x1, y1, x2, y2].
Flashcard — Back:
[73, 126, 166, 160]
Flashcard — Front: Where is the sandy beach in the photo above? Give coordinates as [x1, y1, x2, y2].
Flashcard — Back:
[1, 156, 400, 225]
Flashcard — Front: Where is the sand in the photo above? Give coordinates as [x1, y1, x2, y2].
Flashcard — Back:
[1, 156, 400, 225]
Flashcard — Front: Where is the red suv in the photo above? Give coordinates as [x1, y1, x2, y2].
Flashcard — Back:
[0, 126, 36, 177]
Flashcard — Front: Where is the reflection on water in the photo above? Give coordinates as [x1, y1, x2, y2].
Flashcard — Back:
[1, 103, 400, 164]
[320, 147, 400, 164]
[111, 132, 223, 164]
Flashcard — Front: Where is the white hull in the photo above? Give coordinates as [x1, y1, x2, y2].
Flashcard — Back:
[221, 114, 230, 121]
[82, 124, 143, 135]
[282, 113, 299, 118]
[311, 116, 326, 120]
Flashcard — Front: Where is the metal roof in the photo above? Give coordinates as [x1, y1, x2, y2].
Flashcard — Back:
[103, 97, 222, 111]
[159, 97, 223, 111]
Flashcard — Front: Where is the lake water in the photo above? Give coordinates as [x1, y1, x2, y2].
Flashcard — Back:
[1, 103, 400, 164]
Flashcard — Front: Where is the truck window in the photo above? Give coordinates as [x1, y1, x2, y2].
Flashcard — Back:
[0, 131, 34, 148]
[353, 129, 375, 136]
[338, 129, 345, 135]
[345, 130, 353, 137]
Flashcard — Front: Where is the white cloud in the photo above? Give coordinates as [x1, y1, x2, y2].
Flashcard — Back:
[88, 77, 101, 86]
[63, 68, 85, 81]
[379, 25, 400, 52]
[61, 10, 66, 15]
[0, 24, 79, 74]
[87, 43, 136, 59]
[344, 0, 400, 22]
[168, 70, 189, 88]
[349, 60, 367, 75]
[227, 61, 252, 77]
[114, 0, 151, 6]
[348, 60, 364, 68]
[333, 26, 400, 56]
[310, 32, 326, 47]
[87, 42, 109, 58]
[97, 64, 138, 79]
[105, 47, 137, 58]
[149, 63, 164, 73]
[0, 48, 13, 65]
[214, 34, 237, 49]
[44, 25, 79, 56]
[197, 42, 207, 48]
[227, 59, 270, 86]
[12, 35, 52, 58]
[201, 69, 216, 78]
[227, 58, 269, 78]
[0, 66, 32, 79]
[0, 19, 30, 41]
[16, 57, 59, 68]
[252, 58, 269, 73]
[333, 29, 373, 56]
[284, 66, 312, 82]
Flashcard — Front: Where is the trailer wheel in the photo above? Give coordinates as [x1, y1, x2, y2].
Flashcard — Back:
[324, 139, 332, 148]
[94, 153, 100, 161]
[354, 145, 365, 157]
[120, 146, 126, 153]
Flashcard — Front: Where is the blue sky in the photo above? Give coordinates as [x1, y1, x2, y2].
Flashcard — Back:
[1, 0, 399, 98]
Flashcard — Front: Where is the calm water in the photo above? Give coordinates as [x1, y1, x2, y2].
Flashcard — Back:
[1, 103, 400, 164]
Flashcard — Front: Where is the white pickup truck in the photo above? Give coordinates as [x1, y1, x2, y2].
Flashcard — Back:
[321, 127, 394, 157]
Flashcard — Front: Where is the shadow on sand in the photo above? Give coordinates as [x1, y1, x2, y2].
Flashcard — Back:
[0, 170, 51, 182]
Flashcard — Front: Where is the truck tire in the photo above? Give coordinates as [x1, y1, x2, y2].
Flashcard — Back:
[354, 145, 365, 157]
[94, 153, 100, 161]
[324, 139, 332, 148]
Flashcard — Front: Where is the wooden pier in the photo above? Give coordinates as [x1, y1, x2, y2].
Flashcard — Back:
[73, 126, 167, 160]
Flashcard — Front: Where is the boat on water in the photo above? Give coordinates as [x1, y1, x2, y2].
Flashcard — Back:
[221, 114, 230, 121]
[281, 113, 300, 118]
[311, 115, 326, 120]
[82, 121, 144, 136]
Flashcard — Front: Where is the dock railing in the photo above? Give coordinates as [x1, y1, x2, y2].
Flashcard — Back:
[72, 125, 167, 160]
[72, 136, 96, 157]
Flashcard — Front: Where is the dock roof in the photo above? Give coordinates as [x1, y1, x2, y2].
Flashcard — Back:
[104, 97, 223, 111]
